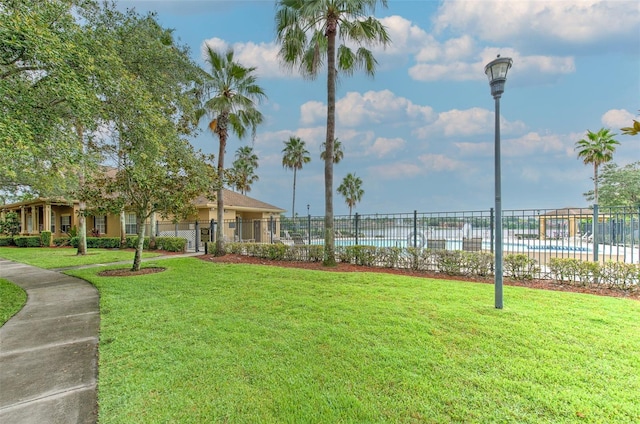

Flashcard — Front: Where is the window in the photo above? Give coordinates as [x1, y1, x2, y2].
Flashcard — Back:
[125, 212, 137, 234]
[61, 215, 71, 233]
[50, 211, 56, 233]
[94, 215, 106, 235]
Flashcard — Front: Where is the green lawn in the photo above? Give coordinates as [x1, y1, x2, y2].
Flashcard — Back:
[66, 258, 640, 424]
[0, 247, 161, 269]
[0, 278, 26, 326]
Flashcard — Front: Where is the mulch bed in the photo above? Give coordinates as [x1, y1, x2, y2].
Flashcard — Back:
[198, 254, 640, 301]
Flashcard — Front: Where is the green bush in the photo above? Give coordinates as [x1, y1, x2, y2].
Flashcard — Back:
[155, 237, 186, 252]
[0, 211, 20, 236]
[549, 258, 581, 282]
[13, 236, 42, 247]
[463, 251, 493, 277]
[378, 247, 402, 268]
[0, 236, 14, 246]
[125, 236, 150, 249]
[40, 231, 52, 247]
[433, 250, 463, 275]
[600, 262, 639, 290]
[53, 237, 70, 247]
[504, 254, 539, 280]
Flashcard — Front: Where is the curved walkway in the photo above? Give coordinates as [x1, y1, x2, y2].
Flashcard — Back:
[0, 259, 99, 424]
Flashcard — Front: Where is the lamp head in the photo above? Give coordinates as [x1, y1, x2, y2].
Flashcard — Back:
[484, 56, 513, 98]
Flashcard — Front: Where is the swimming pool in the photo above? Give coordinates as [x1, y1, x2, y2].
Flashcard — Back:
[310, 237, 593, 253]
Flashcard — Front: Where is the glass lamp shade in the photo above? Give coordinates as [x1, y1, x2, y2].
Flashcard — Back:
[484, 56, 512, 97]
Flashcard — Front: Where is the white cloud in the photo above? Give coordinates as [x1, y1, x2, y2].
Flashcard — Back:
[602, 109, 637, 129]
[434, 0, 640, 50]
[417, 154, 465, 172]
[300, 90, 434, 127]
[415, 108, 526, 139]
[300, 101, 325, 126]
[201, 38, 291, 79]
[368, 137, 406, 158]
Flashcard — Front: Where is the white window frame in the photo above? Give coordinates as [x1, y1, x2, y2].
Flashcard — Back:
[61, 215, 71, 233]
[125, 212, 137, 234]
[94, 215, 107, 235]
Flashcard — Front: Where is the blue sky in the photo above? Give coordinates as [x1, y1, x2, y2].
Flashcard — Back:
[117, 0, 640, 216]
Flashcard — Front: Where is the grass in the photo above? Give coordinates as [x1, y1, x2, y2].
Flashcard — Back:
[0, 278, 26, 326]
[0, 247, 161, 269]
[65, 257, 640, 424]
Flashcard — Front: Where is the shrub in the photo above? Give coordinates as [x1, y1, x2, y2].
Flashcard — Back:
[600, 262, 639, 290]
[53, 237, 70, 247]
[504, 254, 539, 280]
[352, 245, 378, 266]
[549, 258, 581, 283]
[0, 236, 14, 246]
[0, 212, 20, 236]
[125, 236, 150, 250]
[463, 251, 493, 277]
[13, 236, 41, 247]
[155, 237, 186, 252]
[378, 247, 402, 268]
[40, 231, 52, 247]
[433, 250, 463, 275]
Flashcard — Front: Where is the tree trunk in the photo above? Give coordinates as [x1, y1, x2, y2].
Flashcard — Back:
[593, 163, 599, 205]
[323, 28, 337, 266]
[215, 125, 227, 256]
[149, 212, 157, 249]
[120, 210, 126, 248]
[76, 124, 87, 256]
[131, 215, 146, 272]
[292, 168, 297, 219]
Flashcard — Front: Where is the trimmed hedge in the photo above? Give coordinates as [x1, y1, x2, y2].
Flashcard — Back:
[0, 237, 14, 246]
[40, 231, 52, 247]
[549, 258, 639, 291]
[53, 237, 71, 247]
[14, 236, 41, 247]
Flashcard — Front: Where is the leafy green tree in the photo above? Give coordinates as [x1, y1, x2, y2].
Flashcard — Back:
[197, 47, 266, 255]
[276, 0, 390, 266]
[621, 112, 639, 136]
[79, 7, 214, 270]
[337, 173, 364, 217]
[231, 146, 259, 194]
[0, 0, 106, 197]
[583, 162, 640, 207]
[321, 138, 344, 164]
[575, 128, 620, 205]
[0, 211, 20, 237]
[282, 136, 311, 219]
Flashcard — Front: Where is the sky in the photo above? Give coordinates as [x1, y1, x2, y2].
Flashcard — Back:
[116, 0, 640, 216]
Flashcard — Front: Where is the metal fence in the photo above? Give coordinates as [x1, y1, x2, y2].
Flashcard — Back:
[157, 206, 640, 267]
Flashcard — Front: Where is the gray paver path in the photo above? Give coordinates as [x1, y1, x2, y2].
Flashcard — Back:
[0, 259, 98, 424]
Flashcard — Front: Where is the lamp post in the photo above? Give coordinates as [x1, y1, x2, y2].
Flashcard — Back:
[484, 55, 512, 310]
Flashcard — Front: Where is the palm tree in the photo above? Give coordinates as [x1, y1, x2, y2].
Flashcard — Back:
[320, 138, 344, 164]
[575, 128, 620, 205]
[198, 47, 266, 255]
[337, 172, 364, 217]
[282, 136, 311, 219]
[232, 146, 259, 194]
[276, 0, 390, 266]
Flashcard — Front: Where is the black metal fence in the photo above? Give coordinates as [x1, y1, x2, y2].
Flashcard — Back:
[157, 206, 640, 267]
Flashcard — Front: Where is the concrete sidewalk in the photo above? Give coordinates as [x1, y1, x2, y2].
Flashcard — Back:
[0, 259, 99, 424]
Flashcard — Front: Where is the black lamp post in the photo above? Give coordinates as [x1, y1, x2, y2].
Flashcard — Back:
[484, 55, 512, 310]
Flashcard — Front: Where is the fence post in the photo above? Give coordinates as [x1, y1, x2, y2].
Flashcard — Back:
[593, 204, 599, 262]
[270, 215, 274, 244]
[194, 221, 199, 253]
[308, 213, 311, 245]
[413, 210, 417, 248]
[490, 208, 495, 271]
[355, 213, 359, 245]
[174, 222, 178, 238]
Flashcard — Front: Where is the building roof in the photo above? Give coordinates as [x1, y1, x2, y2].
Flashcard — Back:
[541, 207, 593, 216]
[194, 189, 285, 213]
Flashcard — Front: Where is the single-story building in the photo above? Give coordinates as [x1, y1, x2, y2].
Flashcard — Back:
[0, 189, 286, 246]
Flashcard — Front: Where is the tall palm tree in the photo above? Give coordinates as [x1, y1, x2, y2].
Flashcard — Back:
[276, 0, 390, 266]
[320, 138, 344, 164]
[282, 136, 311, 219]
[575, 128, 620, 205]
[232, 146, 259, 194]
[198, 47, 266, 255]
[337, 172, 364, 217]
